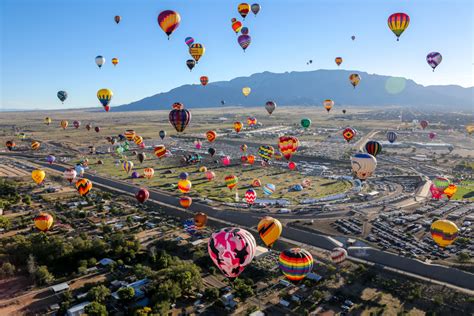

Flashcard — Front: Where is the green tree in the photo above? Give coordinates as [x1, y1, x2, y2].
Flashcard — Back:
[457, 252, 471, 263]
[0, 262, 16, 278]
[204, 287, 219, 302]
[21, 195, 31, 205]
[88, 285, 111, 303]
[0, 216, 12, 230]
[134, 307, 152, 316]
[84, 301, 108, 316]
[233, 278, 254, 301]
[118, 287, 135, 301]
[35, 265, 54, 285]
[154, 300, 170, 315]
[134, 264, 155, 279]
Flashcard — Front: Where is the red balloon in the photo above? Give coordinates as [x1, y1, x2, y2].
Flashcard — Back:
[135, 188, 149, 203]
[288, 161, 297, 170]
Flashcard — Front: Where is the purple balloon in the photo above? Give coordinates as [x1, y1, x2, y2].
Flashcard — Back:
[241, 27, 249, 35]
[426, 52, 442, 71]
[238, 34, 251, 51]
[131, 171, 140, 179]
[185, 37, 194, 47]
[46, 155, 56, 164]
[179, 172, 189, 180]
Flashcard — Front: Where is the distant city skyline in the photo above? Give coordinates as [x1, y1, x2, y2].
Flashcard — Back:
[1, 0, 473, 110]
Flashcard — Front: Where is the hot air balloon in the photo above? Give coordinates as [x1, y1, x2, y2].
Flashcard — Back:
[247, 155, 255, 165]
[32, 169, 46, 185]
[335, 57, 343, 67]
[189, 43, 205, 63]
[57, 90, 68, 103]
[76, 178, 92, 196]
[186, 59, 196, 71]
[349, 74, 361, 88]
[240, 144, 248, 152]
[86, 124, 92, 131]
[158, 10, 181, 39]
[44, 117, 52, 125]
[225, 175, 238, 190]
[221, 156, 231, 166]
[122, 161, 134, 174]
[194, 212, 208, 229]
[247, 117, 257, 126]
[365, 141, 382, 157]
[159, 130, 166, 140]
[251, 3, 260, 16]
[258, 145, 274, 162]
[60, 120, 68, 129]
[135, 188, 149, 203]
[208, 148, 216, 156]
[205, 171, 215, 181]
[388, 13, 410, 41]
[97, 88, 113, 111]
[234, 121, 243, 133]
[185, 37, 194, 47]
[206, 130, 217, 143]
[242, 87, 251, 97]
[342, 109, 347, 114]
[112, 57, 119, 66]
[179, 172, 189, 180]
[63, 168, 77, 183]
[31, 141, 41, 150]
[245, 189, 257, 205]
[208, 227, 256, 279]
[342, 127, 356, 142]
[194, 140, 202, 149]
[263, 183, 275, 195]
[169, 103, 191, 132]
[420, 120, 429, 130]
[279, 248, 314, 282]
[199, 166, 207, 173]
[264, 101, 277, 115]
[200, 76, 209, 86]
[351, 153, 377, 180]
[179, 196, 192, 208]
[278, 136, 300, 160]
[241, 27, 249, 35]
[46, 155, 56, 165]
[72, 120, 80, 129]
[114, 15, 121, 24]
[5, 140, 15, 151]
[433, 176, 450, 191]
[351, 35, 356, 41]
[330, 247, 348, 264]
[301, 178, 311, 188]
[426, 52, 442, 72]
[154, 145, 166, 159]
[288, 161, 297, 170]
[257, 216, 282, 248]
[143, 168, 155, 179]
[443, 184, 458, 200]
[430, 184, 444, 200]
[429, 132, 436, 140]
[238, 3, 250, 19]
[95, 55, 105, 68]
[238, 34, 251, 51]
[75, 165, 85, 177]
[231, 18, 243, 34]
[124, 130, 135, 141]
[252, 179, 262, 187]
[94, 126, 100, 133]
[386, 131, 397, 143]
[301, 118, 311, 129]
[132, 135, 143, 146]
[34, 213, 54, 232]
[430, 219, 459, 247]
[178, 179, 192, 193]
[323, 99, 334, 112]
[137, 153, 146, 164]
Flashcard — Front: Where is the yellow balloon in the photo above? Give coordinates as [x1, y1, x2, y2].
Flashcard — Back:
[466, 125, 474, 135]
[257, 216, 282, 247]
[44, 117, 52, 125]
[189, 43, 205, 62]
[97, 88, 113, 108]
[430, 219, 459, 247]
[32, 169, 46, 185]
[242, 87, 251, 97]
[112, 58, 119, 66]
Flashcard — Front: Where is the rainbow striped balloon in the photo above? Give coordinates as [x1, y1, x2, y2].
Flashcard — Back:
[279, 248, 314, 282]
[388, 12, 410, 41]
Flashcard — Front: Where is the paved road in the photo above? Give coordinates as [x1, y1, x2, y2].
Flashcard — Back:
[3, 153, 474, 292]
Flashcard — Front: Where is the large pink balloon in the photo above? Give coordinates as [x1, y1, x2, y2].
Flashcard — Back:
[208, 227, 256, 279]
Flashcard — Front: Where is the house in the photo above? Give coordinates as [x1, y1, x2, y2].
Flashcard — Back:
[50, 282, 69, 295]
[112, 279, 150, 301]
[66, 301, 90, 316]
[249, 311, 265, 316]
[220, 293, 237, 308]
[279, 299, 291, 307]
[98, 258, 115, 267]
[306, 273, 323, 282]
[254, 246, 270, 260]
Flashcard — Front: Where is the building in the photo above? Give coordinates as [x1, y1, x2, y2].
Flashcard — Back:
[254, 246, 270, 260]
[66, 301, 90, 316]
[50, 282, 69, 295]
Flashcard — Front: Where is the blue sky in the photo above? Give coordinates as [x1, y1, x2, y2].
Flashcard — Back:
[1, 0, 472, 110]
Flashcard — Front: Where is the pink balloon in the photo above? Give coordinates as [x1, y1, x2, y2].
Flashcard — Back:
[221, 156, 231, 166]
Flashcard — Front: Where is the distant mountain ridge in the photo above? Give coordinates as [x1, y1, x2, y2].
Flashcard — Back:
[116, 70, 473, 111]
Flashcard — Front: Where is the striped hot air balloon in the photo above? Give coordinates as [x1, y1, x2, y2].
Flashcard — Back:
[330, 247, 348, 264]
[169, 104, 191, 132]
[158, 10, 181, 39]
[263, 183, 275, 195]
[179, 196, 192, 208]
[430, 219, 459, 247]
[122, 161, 134, 174]
[143, 168, 155, 179]
[177, 179, 192, 193]
[257, 216, 282, 248]
[365, 141, 382, 157]
[34, 212, 54, 232]
[258, 145, 274, 162]
[388, 12, 410, 41]
[238, 3, 250, 19]
[75, 178, 92, 196]
[31, 141, 41, 150]
[206, 130, 217, 142]
[386, 131, 398, 143]
[154, 145, 166, 159]
[231, 18, 243, 34]
[279, 248, 314, 282]
[245, 189, 257, 205]
[234, 121, 243, 133]
[224, 175, 238, 190]
[124, 129, 135, 141]
[133, 135, 143, 146]
[189, 43, 205, 62]
[278, 136, 300, 160]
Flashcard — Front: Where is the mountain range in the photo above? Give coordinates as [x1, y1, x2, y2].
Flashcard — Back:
[116, 70, 473, 111]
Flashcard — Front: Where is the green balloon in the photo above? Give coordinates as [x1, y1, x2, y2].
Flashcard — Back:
[301, 118, 311, 129]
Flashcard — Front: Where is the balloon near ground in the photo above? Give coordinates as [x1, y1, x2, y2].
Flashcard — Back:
[208, 227, 256, 279]
[279, 248, 314, 282]
[34, 213, 54, 232]
[351, 153, 377, 180]
[76, 178, 92, 196]
[135, 188, 150, 203]
[430, 219, 459, 247]
[169, 103, 191, 132]
[257, 216, 282, 247]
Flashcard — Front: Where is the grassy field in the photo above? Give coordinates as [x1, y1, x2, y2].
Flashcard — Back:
[452, 180, 474, 201]
[90, 153, 352, 205]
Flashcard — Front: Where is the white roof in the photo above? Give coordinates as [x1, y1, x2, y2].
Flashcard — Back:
[51, 282, 69, 293]
[249, 311, 265, 316]
[67, 301, 90, 316]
